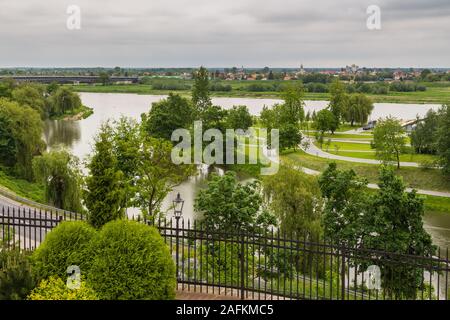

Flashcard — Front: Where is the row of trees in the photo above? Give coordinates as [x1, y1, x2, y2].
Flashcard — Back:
[0, 79, 83, 119]
[411, 104, 450, 174]
[193, 161, 434, 298]
[369, 105, 449, 174]
[312, 80, 374, 135]
[0, 80, 83, 183]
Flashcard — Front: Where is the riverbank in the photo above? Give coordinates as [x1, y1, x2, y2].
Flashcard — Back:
[68, 83, 450, 104]
[49, 105, 94, 121]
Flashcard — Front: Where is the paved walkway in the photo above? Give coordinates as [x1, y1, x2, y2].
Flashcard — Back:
[261, 144, 450, 198]
[302, 137, 420, 167]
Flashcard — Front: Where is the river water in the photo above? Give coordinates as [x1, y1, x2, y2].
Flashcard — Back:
[43, 92, 450, 248]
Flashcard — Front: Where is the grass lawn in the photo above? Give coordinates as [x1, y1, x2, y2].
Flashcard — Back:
[0, 168, 44, 203]
[304, 132, 373, 140]
[282, 150, 450, 193]
[326, 150, 439, 163]
[322, 141, 373, 151]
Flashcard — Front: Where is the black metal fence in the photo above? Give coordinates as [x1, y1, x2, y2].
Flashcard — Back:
[1, 206, 449, 300]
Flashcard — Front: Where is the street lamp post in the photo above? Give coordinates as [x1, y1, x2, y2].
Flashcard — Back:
[173, 193, 184, 280]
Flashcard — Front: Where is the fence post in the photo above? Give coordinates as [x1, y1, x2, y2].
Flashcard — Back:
[341, 250, 346, 300]
[240, 231, 245, 300]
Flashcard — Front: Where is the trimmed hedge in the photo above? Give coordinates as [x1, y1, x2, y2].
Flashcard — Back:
[31, 221, 96, 280]
[28, 276, 98, 300]
[87, 220, 176, 300]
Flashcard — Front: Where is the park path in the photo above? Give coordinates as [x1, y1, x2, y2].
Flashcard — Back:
[261, 145, 450, 198]
[301, 137, 420, 167]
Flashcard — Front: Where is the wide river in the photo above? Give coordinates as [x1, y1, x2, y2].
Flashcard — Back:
[43, 92, 450, 249]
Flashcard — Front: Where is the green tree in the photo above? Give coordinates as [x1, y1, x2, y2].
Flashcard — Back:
[201, 104, 228, 132]
[328, 79, 348, 125]
[410, 109, 439, 154]
[99, 72, 110, 86]
[49, 87, 82, 116]
[262, 164, 322, 240]
[372, 117, 407, 169]
[111, 117, 141, 208]
[0, 98, 45, 180]
[319, 164, 435, 299]
[226, 105, 253, 130]
[319, 163, 370, 247]
[84, 123, 126, 228]
[0, 78, 16, 98]
[141, 93, 193, 140]
[344, 93, 374, 126]
[11, 84, 47, 118]
[133, 137, 195, 221]
[32, 149, 83, 212]
[280, 83, 306, 124]
[192, 66, 212, 115]
[314, 109, 338, 135]
[362, 167, 435, 298]
[195, 172, 276, 234]
[279, 123, 302, 151]
[436, 104, 450, 174]
[46, 82, 60, 95]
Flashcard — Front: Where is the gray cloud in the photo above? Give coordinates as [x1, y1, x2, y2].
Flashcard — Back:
[0, 0, 448, 67]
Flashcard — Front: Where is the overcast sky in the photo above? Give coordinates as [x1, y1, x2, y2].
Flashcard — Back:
[0, 0, 449, 68]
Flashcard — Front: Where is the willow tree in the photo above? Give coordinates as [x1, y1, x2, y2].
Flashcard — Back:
[0, 98, 45, 180]
[344, 93, 374, 126]
[192, 66, 212, 115]
[32, 149, 83, 212]
[49, 87, 82, 116]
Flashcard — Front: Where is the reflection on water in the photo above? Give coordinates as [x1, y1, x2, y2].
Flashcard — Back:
[42, 92, 449, 248]
[44, 119, 81, 150]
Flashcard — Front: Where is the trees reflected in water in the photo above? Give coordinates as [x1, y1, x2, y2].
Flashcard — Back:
[44, 120, 81, 149]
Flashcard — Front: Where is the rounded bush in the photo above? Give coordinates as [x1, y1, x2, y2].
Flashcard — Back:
[87, 220, 176, 300]
[31, 221, 96, 280]
[28, 276, 98, 300]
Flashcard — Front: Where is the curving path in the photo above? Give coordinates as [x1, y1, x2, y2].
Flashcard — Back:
[261, 144, 450, 198]
[301, 137, 420, 167]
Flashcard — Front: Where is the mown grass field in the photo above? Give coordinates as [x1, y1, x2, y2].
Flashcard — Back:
[282, 150, 450, 193]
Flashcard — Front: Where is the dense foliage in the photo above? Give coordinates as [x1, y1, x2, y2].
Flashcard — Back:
[0, 248, 37, 300]
[31, 221, 97, 280]
[319, 164, 436, 298]
[28, 276, 98, 300]
[32, 149, 83, 212]
[84, 123, 126, 228]
[87, 220, 176, 300]
[141, 93, 194, 140]
[0, 98, 45, 180]
[372, 117, 407, 168]
[195, 172, 276, 234]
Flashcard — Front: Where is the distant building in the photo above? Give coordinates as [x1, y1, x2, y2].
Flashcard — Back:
[296, 64, 306, 77]
[393, 70, 406, 81]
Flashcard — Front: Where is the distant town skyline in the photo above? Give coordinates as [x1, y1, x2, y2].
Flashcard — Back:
[0, 0, 449, 68]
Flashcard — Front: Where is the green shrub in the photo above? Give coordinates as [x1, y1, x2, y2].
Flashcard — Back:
[0, 247, 37, 300]
[31, 221, 96, 280]
[87, 220, 176, 300]
[28, 276, 98, 300]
